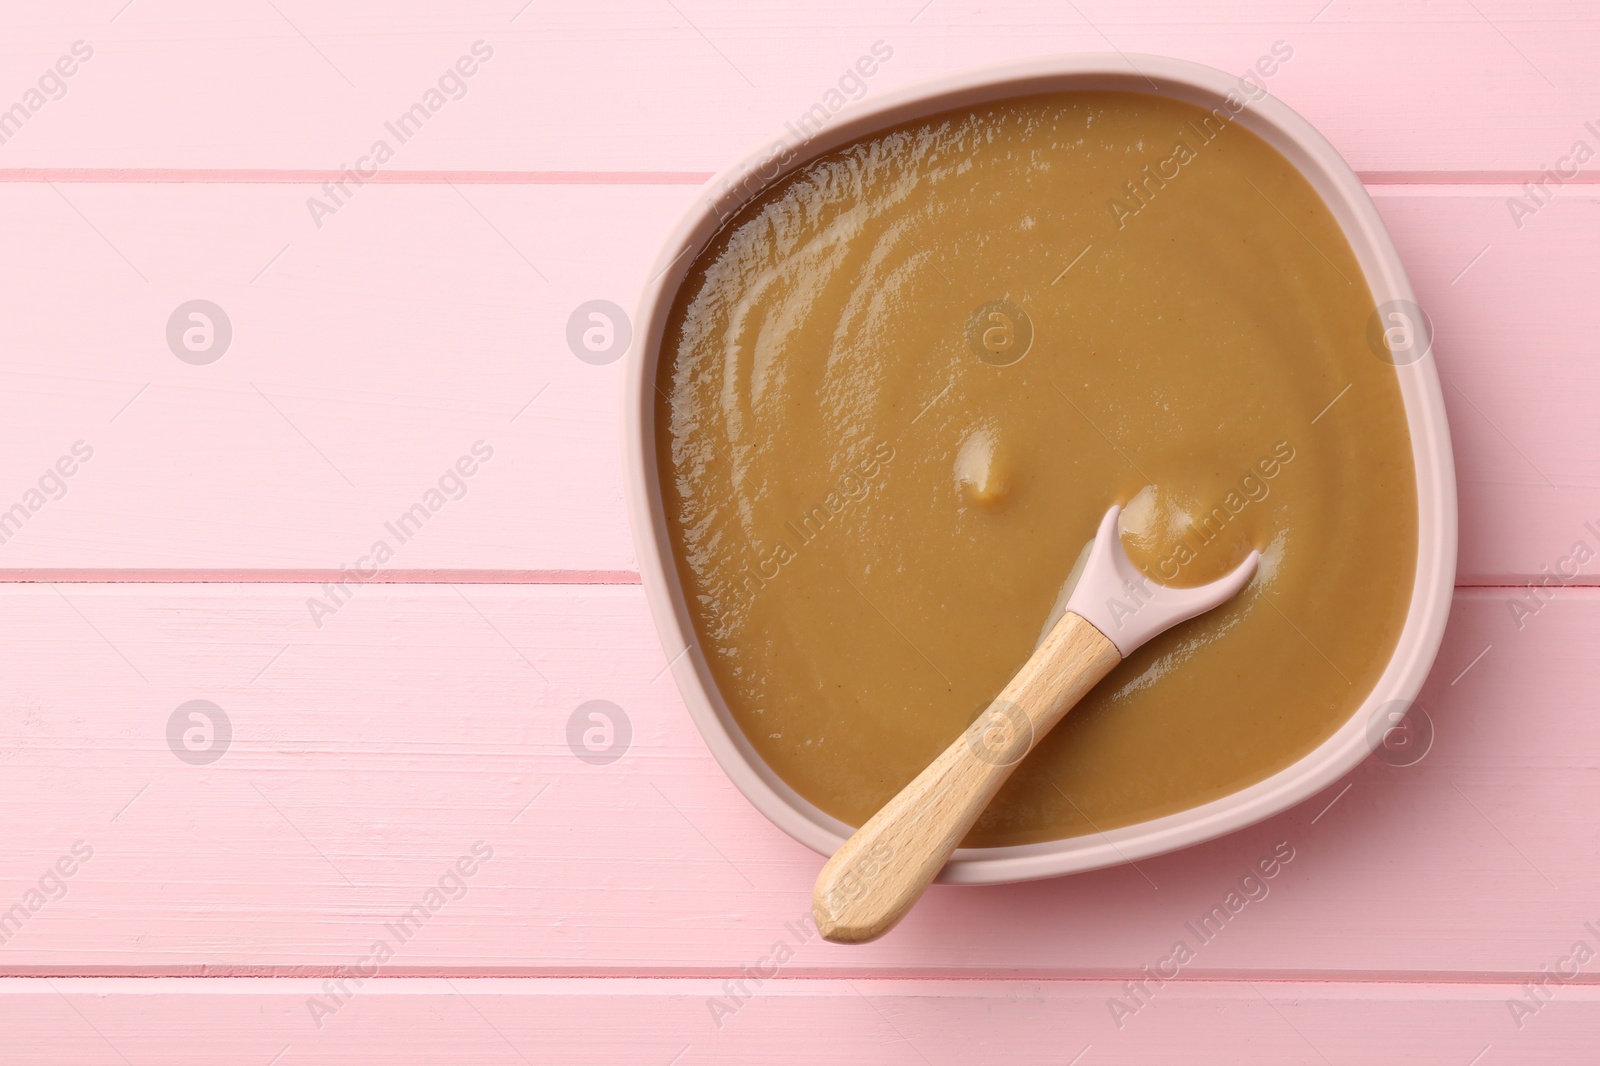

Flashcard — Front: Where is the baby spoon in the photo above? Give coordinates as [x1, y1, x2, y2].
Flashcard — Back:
[812, 504, 1259, 943]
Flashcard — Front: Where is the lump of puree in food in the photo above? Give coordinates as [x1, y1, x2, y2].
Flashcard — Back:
[655, 90, 1417, 847]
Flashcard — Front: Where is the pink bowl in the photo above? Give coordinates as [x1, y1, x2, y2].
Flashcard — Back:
[623, 54, 1457, 884]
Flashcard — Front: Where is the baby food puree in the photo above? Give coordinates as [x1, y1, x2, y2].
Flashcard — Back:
[656, 90, 1416, 847]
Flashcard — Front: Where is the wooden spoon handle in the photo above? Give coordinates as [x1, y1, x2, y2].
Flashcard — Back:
[812, 610, 1122, 943]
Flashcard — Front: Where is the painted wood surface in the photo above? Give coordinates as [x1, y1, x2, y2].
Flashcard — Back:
[0, 978, 1588, 1064]
[0, 184, 1594, 583]
[0, 1, 1592, 175]
[1, 0, 1595, 1060]
[0, 585, 1585, 978]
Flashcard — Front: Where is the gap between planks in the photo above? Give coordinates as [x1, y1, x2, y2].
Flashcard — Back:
[8, 970, 1600, 988]
[0, 569, 641, 585]
[0, 168, 1593, 186]
[0, 574, 1591, 589]
[0, 169, 715, 185]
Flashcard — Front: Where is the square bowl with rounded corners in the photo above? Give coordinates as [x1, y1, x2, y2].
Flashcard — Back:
[623, 54, 1456, 885]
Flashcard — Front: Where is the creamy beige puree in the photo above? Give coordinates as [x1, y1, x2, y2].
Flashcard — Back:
[656, 90, 1417, 847]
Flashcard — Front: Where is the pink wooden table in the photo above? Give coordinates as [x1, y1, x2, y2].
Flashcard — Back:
[1, 1, 1595, 1061]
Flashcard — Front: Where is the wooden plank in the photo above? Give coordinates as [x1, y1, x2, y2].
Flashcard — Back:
[0, 182, 1593, 581]
[0, 977, 1583, 1063]
[0, 1, 1592, 175]
[1376, 187, 1600, 585]
[0, 181, 685, 577]
[0, 583, 1590, 976]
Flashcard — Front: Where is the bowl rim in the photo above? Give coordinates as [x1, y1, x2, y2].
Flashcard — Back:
[622, 52, 1458, 885]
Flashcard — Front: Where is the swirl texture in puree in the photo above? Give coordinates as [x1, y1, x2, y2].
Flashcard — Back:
[656, 90, 1417, 847]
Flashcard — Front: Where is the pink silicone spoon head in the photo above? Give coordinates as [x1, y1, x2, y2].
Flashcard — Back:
[1064, 504, 1260, 658]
